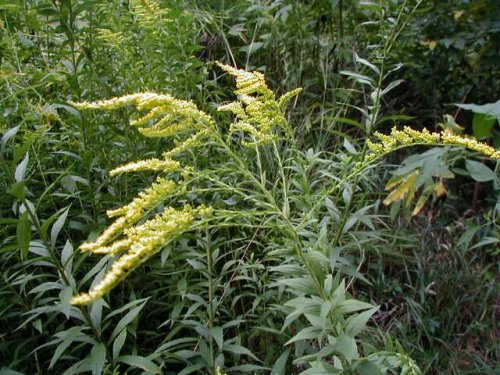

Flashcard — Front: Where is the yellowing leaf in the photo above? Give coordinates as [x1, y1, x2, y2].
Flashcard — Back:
[411, 185, 433, 217]
[383, 171, 419, 206]
[453, 10, 464, 20]
[434, 180, 447, 197]
[429, 41, 437, 51]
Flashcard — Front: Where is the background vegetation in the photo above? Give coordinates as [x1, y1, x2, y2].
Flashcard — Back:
[0, 0, 498, 374]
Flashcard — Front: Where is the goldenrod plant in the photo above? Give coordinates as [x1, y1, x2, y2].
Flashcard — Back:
[69, 62, 498, 374]
[2, 1, 498, 373]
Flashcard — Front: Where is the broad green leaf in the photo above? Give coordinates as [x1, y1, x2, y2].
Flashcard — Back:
[472, 113, 496, 139]
[89, 343, 106, 375]
[340, 71, 374, 86]
[104, 297, 148, 321]
[177, 364, 205, 375]
[345, 307, 378, 337]
[465, 160, 496, 182]
[455, 100, 500, 116]
[285, 326, 323, 345]
[343, 138, 358, 154]
[411, 184, 433, 217]
[335, 334, 358, 362]
[211, 326, 223, 350]
[271, 349, 290, 375]
[381, 79, 404, 96]
[30, 281, 64, 295]
[117, 355, 161, 374]
[356, 359, 384, 375]
[154, 337, 197, 354]
[90, 299, 104, 331]
[332, 117, 364, 131]
[277, 276, 316, 294]
[240, 41, 264, 54]
[0, 369, 24, 375]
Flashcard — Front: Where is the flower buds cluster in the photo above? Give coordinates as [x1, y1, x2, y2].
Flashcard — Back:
[217, 62, 301, 145]
[366, 126, 500, 161]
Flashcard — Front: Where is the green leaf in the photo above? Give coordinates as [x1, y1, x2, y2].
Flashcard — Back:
[110, 299, 148, 340]
[240, 41, 264, 55]
[17, 211, 31, 260]
[465, 160, 496, 182]
[354, 53, 380, 75]
[277, 276, 316, 294]
[117, 355, 161, 374]
[49, 326, 83, 369]
[332, 117, 364, 131]
[285, 326, 323, 345]
[472, 113, 496, 139]
[228, 364, 270, 372]
[270, 349, 290, 375]
[50, 206, 70, 247]
[223, 344, 259, 361]
[334, 334, 358, 362]
[112, 329, 127, 360]
[61, 240, 74, 275]
[1, 125, 21, 150]
[59, 286, 74, 319]
[340, 71, 374, 86]
[455, 100, 500, 116]
[211, 326, 223, 350]
[0, 369, 25, 375]
[9, 181, 26, 200]
[355, 359, 384, 375]
[345, 307, 378, 337]
[15, 153, 29, 183]
[336, 300, 375, 315]
[89, 343, 106, 375]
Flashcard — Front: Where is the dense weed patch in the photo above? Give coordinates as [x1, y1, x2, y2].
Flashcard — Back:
[1, 1, 498, 374]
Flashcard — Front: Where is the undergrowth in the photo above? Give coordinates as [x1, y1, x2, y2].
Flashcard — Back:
[1, 0, 498, 374]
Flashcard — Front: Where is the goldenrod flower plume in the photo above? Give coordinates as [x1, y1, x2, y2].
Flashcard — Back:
[366, 126, 500, 161]
[216, 62, 301, 145]
[72, 205, 212, 305]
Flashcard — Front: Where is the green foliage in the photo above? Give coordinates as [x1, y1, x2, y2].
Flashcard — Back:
[0, 0, 498, 374]
[385, 0, 500, 124]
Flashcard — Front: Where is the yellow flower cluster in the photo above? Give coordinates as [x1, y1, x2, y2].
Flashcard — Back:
[216, 62, 301, 145]
[80, 177, 178, 255]
[71, 92, 214, 138]
[72, 92, 215, 162]
[441, 131, 500, 159]
[110, 157, 180, 176]
[72, 205, 212, 305]
[106, 178, 179, 221]
[131, 0, 170, 28]
[70, 91, 220, 305]
[163, 128, 212, 158]
[366, 126, 500, 161]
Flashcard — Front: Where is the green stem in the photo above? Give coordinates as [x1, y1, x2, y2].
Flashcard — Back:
[205, 228, 216, 373]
